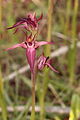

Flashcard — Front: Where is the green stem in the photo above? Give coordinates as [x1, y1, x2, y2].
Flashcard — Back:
[68, 0, 78, 84]
[64, 0, 71, 35]
[0, 0, 3, 31]
[45, 0, 53, 55]
[40, 0, 53, 120]
[40, 69, 49, 120]
[0, 0, 2, 26]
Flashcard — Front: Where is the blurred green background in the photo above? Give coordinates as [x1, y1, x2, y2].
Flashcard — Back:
[0, 0, 80, 120]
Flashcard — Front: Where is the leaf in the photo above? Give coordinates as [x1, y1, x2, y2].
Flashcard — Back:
[0, 67, 8, 120]
[69, 94, 80, 120]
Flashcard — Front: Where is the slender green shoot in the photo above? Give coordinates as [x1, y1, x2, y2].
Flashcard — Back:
[40, 0, 54, 119]
[68, 0, 78, 84]
[0, 67, 8, 120]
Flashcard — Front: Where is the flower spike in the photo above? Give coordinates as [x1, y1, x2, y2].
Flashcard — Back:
[6, 13, 57, 73]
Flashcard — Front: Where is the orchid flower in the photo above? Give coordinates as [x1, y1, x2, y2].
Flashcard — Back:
[37, 53, 59, 73]
[5, 35, 54, 73]
[7, 12, 43, 32]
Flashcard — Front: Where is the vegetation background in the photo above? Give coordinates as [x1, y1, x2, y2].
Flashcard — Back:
[0, 0, 80, 120]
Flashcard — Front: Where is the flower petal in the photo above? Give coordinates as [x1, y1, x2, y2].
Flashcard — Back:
[7, 21, 24, 29]
[36, 13, 43, 22]
[45, 63, 59, 73]
[35, 41, 55, 48]
[5, 42, 27, 51]
[19, 17, 36, 28]
[26, 48, 36, 72]
[37, 54, 46, 70]
[13, 28, 19, 34]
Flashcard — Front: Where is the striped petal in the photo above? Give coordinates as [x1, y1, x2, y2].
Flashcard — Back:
[5, 42, 27, 51]
[35, 41, 55, 48]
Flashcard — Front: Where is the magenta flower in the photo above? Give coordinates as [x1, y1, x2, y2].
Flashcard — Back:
[37, 53, 59, 73]
[7, 12, 43, 32]
[5, 36, 54, 73]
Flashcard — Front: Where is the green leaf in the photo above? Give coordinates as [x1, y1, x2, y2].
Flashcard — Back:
[69, 94, 80, 120]
[0, 67, 8, 120]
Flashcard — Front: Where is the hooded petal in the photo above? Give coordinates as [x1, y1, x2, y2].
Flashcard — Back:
[5, 42, 27, 51]
[45, 62, 59, 73]
[26, 47, 36, 72]
[35, 41, 55, 48]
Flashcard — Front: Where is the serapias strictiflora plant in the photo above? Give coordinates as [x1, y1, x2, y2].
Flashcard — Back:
[6, 12, 59, 120]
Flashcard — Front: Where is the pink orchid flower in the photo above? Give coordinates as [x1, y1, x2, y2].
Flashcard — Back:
[7, 12, 43, 32]
[5, 36, 54, 73]
[37, 53, 59, 73]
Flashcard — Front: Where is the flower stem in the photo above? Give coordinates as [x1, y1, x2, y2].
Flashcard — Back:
[30, 63, 37, 120]
[30, 72, 36, 120]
